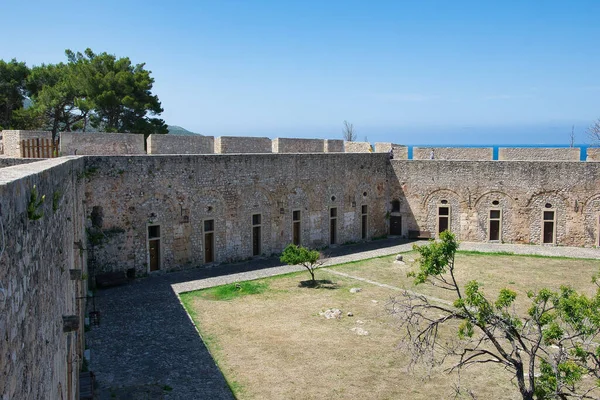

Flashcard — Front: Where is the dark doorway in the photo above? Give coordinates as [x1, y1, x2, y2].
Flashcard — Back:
[293, 210, 301, 245]
[390, 216, 402, 236]
[489, 210, 501, 241]
[252, 214, 262, 256]
[330, 207, 337, 245]
[204, 219, 214, 263]
[149, 239, 160, 271]
[543, 211, 555, 244]
[148, 225, 160, 271]
[361, 205, 368, 239]
[252, 227, 261, 255]
[438, 207, 449, 234]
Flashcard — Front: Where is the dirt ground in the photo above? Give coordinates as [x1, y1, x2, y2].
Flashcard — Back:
[180, 252, 600, 400]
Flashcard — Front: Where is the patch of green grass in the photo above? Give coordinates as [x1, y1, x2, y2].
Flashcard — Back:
[458, 250, 515, 256]
[227, 380, 246, 397]
[183, 281, 270, 302]
[457, 249, 598, 261]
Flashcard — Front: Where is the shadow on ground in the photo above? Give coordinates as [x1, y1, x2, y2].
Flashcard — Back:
[87, 238, 411, 399]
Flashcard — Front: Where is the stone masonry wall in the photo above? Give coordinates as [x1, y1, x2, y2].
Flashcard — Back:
[390, 160, 600, 246]
[498, 147, 580, 161]
[324, 139, 344, 153]
[84, 153, 390, 275]
[344, 141, 372, 153]
[147, 134, 215, 154]
[0, 157, 41, 168]
[60, 132, 145, 155]
[272, 138, 325, 153]
[374, 143, 408, 159]
[0, 157, 87, 400]
[214, 136, 272, 153]
[413, 147, 493, 160]
[587, 148, 600, 161]
[2, 130, 52, 157]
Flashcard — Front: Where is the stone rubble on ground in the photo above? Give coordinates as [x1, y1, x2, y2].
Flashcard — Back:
[347, 312, 353, 317]
[349, 287, 362, 293]
[320, 308, 342, 319]
[394, 254, 406, 265]
[350, 327, 369, 336]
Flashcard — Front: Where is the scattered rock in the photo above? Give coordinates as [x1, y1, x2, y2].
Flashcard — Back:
[320, 308, 342, 319]
[356, 320, 364, 324]
[350, 327, 369, 336]
[371, 300, 378, 304]
[395, 254, 403, 261]
[347, 312, 353, 317]
[349, 287, 362, 293]
[408, 259, 415, 263]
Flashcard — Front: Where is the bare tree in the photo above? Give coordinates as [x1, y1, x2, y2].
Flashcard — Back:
[569, 125, 575, 147]
[342, 120, 357, 142]
[587, 118, 600, 147]
[388, 231, 600, 400]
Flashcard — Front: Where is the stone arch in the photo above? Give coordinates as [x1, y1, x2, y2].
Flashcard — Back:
[525, 190, 569, 208]
[473, 191, 515, 242]
[422, 189, 463, 238]
[286, 183, 312, 211]
[527, 192, 568, 245]
[422, 188, 465, 208]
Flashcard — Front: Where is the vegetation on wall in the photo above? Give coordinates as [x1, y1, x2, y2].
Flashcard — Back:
[27, 185, 45, 221]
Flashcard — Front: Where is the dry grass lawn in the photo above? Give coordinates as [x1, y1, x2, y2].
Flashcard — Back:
[179, 252, 600, 400]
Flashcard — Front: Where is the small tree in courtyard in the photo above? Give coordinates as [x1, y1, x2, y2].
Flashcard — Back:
[388, 231, 600, 400]
[280, 244, 322, 286]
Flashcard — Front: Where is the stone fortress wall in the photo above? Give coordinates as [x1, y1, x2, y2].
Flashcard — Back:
[214, 136, 273, 153]
[2, 131, 600, 399]
[413, 147, 493, 160]
[83, 153, 390, 276]
[498, 147, 580, 161]
[390, 160, 600, 247]
[2, 130, 52, 157]
[0, 157, 87, 400]
[147, 134, 215, 154]
[60, 132, 145, 155]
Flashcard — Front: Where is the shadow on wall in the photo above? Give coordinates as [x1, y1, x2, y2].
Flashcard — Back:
[388, 165, 420, 239]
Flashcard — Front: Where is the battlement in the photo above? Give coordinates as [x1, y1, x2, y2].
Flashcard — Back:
[4, 131, 594, 162]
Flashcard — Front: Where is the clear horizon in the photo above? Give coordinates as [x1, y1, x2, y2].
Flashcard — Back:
[2, 1, 599, 145]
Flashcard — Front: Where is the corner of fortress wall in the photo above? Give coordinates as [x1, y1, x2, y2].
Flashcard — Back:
[0, 157, 87, 400]
[2, 132, 600, 397]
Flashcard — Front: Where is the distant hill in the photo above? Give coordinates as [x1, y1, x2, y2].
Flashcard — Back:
[167, 125, 202, 136]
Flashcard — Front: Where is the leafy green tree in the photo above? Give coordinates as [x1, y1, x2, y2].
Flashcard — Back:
[0, 59, 29, 129]
[390, 231, 600, 399]
[26, 62, 91, 141]
[66, 48, 168, 136]
[280, 244, 322, 285]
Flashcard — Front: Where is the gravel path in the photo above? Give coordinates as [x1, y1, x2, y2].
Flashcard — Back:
[87, 238, 600, 399]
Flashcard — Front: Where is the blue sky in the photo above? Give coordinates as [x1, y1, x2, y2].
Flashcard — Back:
[2, 1, 599, 144]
